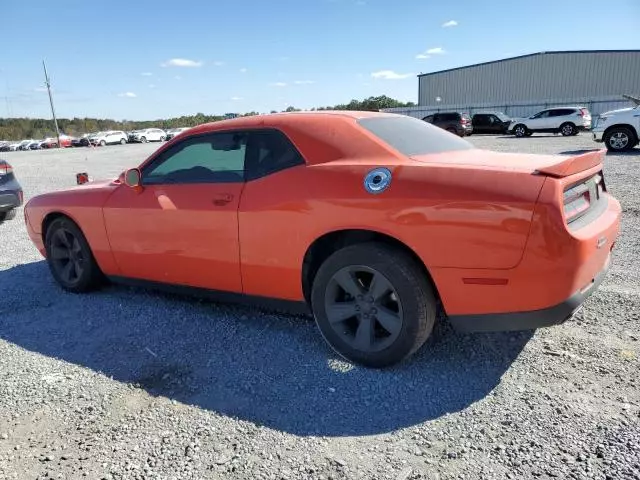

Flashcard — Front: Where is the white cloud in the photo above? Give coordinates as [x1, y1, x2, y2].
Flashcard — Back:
[174, 75, 182, 80]
[239, 68, 248, 73]
[141, 72, 153, 76]
[34, 87, 47, 92]
[442, 20, 458, 27]
[371, 70, 413, 80]
[161, 58, 203, 67]
[231, 96, 244, 101]
[416, 54, 431, 60]
[426, 47, 445, 55]
[213, 61, 225, 66]
[270, 82, 287, 87]
[118, 92, 137, 98]
[294, 80, 315, 85]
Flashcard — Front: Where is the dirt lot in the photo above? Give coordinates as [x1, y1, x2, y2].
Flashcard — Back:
[1, 134, 639, 480]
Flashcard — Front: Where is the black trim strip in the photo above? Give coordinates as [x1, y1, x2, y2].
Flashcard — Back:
[106, 276, 312, 315]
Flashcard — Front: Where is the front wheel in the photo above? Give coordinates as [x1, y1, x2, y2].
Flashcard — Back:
[100, 140, 106, 147]
[120, 138, 126, 145]
[311, 242, 437, 368]
[140, 136, 147, 143]
[160, 136, 166, 142]
[45, 217, 104, 293]
[604, 127, 634, 152]
[513, 124, 528, 137]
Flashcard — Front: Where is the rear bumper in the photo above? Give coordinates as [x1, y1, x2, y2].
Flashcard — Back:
[449, 253, 611, 332]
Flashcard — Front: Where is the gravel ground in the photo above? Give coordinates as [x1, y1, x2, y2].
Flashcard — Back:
[0, 134, 638, 480]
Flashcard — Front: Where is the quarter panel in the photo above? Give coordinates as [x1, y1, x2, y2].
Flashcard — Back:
[238, 162, 544, 301]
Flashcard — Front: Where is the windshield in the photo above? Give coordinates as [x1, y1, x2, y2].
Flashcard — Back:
[358, 115, 474, 156]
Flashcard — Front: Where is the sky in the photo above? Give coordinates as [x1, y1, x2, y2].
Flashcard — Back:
[2, 0, 639, 121]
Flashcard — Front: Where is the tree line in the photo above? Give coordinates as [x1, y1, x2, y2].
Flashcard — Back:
[0, 95, 415, 141]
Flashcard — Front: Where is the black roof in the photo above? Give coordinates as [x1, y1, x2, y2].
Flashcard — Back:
[417, 50, 640, 78]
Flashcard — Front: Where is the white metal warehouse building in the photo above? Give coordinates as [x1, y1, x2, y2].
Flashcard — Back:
[383, 50, 640, 119]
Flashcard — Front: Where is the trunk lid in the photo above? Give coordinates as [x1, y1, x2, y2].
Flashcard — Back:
[410, 148, 606, 178]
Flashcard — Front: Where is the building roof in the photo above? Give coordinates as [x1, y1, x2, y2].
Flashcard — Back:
[417, 50, 640, 78]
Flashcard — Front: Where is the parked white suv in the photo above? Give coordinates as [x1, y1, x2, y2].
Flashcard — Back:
[592, 95, 640, 152]
[509, 106, 592, 137]
[91, 130, 128, 146]
[131, 128, 166, 143]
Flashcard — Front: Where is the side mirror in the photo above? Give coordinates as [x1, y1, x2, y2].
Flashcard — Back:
[124, 168, 141, 188]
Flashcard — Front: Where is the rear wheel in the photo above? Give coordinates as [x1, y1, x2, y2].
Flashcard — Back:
[141, 136, 147, 143]
[160, 136, 166, 142]
[560, 122, 576, 136]
[311, 242, 437, 368]
[120, 138, 126, 145]
[100, 140, 106, 146]
[604, 127, 634, 152]
[45, 217, 104, 293]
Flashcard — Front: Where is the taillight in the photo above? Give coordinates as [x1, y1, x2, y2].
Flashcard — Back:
[563, 183, 590, 222]
[579, 108, 588, 117]
[563, 174, 603, 224]
[0, 162, 13, 176]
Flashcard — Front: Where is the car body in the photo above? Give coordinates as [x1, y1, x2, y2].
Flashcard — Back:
[23, 111, 621, 368]
[509, 106, 592, 137]
[164, 127, 191, 141]
[90, 130, 128, 146]
[18, 140, 35, 151]
[471, 112, 512, 134]
[422, 112, 473, 136]
[130, 128, 166, 143]
[29, 140, 43, 150]
[591, 95, 640, 152]
[0, 142, 9, 152]
[8, 142, 22, 151]
[0, 160, 23, 223]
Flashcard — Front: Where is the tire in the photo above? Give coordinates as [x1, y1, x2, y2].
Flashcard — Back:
[513, 124, 528, 137]
[100, 140, 106, 147]
[120, 138, 126, 145]
[160, 136, 166, 142]
[604, 127, 635, 152]
[311, 242, 437, 368]
[141, 136, 147, 143]
[44, 217, 104, 293]
[560, 122, 576, 136]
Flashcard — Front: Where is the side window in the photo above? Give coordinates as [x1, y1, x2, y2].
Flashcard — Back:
[473, 115, 487, 126]
[531, 110, 549, 119]
[142, 131, 248, 185]
[245, 129, 305, 181]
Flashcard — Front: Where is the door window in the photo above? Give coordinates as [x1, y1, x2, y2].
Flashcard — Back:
[142, 131, 248, 185]
[531, 110, 550, 119]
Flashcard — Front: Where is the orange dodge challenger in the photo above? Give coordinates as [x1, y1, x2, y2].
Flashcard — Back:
[24, 112, 621, 368]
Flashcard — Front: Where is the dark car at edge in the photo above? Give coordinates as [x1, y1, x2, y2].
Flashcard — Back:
[0, 160, 23, 223]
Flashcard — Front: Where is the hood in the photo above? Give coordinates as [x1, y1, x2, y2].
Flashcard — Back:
[600, 107, 636, 116]
[410, 148, 605, 178]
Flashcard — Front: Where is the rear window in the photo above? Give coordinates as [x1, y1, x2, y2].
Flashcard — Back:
[358, 115, 474, 156]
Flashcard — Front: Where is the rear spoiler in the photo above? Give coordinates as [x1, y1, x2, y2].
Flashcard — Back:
[534, 149, 606, 178]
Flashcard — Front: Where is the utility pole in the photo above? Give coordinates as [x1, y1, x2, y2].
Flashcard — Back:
[42, 60, 61, 148]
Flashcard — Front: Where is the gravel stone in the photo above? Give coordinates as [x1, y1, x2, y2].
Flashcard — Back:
[1, 138, 639, 479]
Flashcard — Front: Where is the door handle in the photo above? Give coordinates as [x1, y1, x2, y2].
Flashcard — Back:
[212, 193, 233, 206]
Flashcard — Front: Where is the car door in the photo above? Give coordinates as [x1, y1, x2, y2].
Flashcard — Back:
[237, 128, 307, 300]
[472, 114, 489, 133]
[527, 110, 550, 131]
[102, 130, 248, 293]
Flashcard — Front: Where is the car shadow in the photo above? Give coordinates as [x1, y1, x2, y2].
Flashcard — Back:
[0, 261, 534, 437]
[558, 148, 639, 157]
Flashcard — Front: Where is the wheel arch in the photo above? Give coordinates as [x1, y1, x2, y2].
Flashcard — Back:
[42, 211, 84, 245]
[301, 228, 443, 311]
[604, 123, 639, 143]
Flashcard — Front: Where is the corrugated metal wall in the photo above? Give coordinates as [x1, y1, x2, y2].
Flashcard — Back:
[416, 51, 640, 106]
[382, 96, 636, 119]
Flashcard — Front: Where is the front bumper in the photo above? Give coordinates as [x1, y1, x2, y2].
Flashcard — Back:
[448, 254, 611, 332]
[592, 129, 605, 142]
